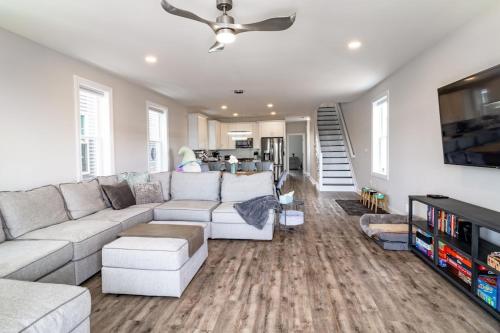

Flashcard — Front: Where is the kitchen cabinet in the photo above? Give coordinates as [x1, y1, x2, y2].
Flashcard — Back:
[188, 113, 208, 150]
[258, 121, 285, 138]
[208, 120, 221, 150]
[219, 123, 234, 149]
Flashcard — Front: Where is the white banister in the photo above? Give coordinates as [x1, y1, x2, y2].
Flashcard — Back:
[314, 113, 323, 191]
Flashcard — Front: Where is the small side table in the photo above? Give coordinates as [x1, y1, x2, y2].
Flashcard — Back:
[278, 199, 305, 231]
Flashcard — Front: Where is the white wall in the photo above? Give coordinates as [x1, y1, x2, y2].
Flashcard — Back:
[342, 5, 500, 241]
[0, 28, 189, 190]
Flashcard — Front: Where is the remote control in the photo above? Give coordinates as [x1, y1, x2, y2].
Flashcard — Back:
[427, 194, 449, 199]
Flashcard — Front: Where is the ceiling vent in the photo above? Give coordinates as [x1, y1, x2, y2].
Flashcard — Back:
[234, 89, 244, 94]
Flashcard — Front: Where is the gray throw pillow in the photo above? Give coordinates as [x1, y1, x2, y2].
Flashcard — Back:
[101, 181, 136, 210]
[118, 172, 149, 197]
[134, 182, 164, 205]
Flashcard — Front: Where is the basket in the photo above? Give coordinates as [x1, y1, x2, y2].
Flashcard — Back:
[279, 210, 304, 226]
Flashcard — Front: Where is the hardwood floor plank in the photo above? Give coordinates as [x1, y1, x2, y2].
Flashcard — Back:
[86, 174, 500, 333]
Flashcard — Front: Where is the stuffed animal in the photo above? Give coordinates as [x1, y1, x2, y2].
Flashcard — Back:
[176, 146, 201, 172]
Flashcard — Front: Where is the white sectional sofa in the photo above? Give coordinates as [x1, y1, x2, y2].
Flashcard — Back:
[0, 170, 276, 332]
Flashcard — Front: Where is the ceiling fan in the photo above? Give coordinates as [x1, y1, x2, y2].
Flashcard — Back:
[160, 0, 296, 53]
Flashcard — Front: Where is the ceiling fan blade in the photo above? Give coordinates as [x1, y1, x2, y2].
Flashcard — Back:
[208, 41, 225, 53]
[160, 0, 217, 31]
[231, 14, 296, 34]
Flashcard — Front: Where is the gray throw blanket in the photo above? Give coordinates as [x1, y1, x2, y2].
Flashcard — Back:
[234, 195, 280, 230]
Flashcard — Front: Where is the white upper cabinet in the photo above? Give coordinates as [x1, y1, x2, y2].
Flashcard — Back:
[208, 120, 221, 150]
[188, 113, 208, 150]
[258, 121, 285, 138]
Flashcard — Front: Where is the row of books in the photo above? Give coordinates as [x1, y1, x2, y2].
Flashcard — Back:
[415, 228, 499, 311]
[427, 207, 458, 238]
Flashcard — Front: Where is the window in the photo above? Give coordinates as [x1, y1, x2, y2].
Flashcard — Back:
[75, 77, 113, 180]
[147, 103, 168, 173]
[372, 94, 389, 178]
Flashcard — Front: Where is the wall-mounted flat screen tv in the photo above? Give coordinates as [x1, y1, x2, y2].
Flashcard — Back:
[438, 65, 500, 168]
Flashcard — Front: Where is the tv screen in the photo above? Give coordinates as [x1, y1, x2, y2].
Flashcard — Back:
[438, 65, 500, 168]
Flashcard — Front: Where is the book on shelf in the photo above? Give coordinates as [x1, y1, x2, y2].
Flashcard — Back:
[427, 207, 465, 239]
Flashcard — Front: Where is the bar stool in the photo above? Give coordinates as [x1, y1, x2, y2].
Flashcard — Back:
[360, 187, 370, 204]
[371, 192, 388, 213]
[365, 189, 377, 207]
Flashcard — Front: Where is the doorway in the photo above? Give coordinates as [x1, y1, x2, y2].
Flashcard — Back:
[286, 134, 305, 174]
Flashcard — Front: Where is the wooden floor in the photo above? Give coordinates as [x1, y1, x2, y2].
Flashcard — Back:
[85, 175, 500, 332]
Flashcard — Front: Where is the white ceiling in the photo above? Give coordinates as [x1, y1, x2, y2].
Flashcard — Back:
[0, 0, 497, 119]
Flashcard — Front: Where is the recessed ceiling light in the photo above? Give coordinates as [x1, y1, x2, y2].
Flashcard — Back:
[233, 113, 239, 117]
[221, 105, 228, 110]
[267, 103, 274, 108]
[270, 111, 276, 115]
[234, 90, 244, 94]
[145, 55, 157, 64]
[348, 40, 362, 50]
[465, 76, 476, 81]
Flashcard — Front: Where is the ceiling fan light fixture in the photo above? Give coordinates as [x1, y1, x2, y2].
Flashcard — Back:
[216, 28, 236, 44]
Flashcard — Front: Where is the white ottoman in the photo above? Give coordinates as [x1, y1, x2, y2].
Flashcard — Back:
[102, 233, 208, 297]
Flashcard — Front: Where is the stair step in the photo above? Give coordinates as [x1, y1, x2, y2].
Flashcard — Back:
[317, 121, 340, 125]
[322, 177, 354, 185]
[323, 164, 350, 171]
[322, 151, 347, 158]
[318, 125, 340, 130]
[320, 135, 343, 141]
[320, 140, 344, 146]
[321, 145, 346, 157]
[321, 184, 356, 192]
[321, 146, 346, 152]
[323, 170, 352, 177]
[317, 116, 339, 121]
[318, 107, 336, 111]
[323, 157, 349, 164]
[318, 129, 342, 135]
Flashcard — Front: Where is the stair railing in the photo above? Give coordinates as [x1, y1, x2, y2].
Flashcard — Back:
[336, 103, 358, 190]
[314, 110, 323, 191]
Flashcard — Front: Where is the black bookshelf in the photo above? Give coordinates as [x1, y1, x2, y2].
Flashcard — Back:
[408, 195, 500, 321]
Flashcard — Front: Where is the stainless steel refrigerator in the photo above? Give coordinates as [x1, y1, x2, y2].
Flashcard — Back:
[261, 137, 284, 182]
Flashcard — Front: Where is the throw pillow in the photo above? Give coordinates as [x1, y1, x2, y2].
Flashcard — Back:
[101, 181, 136, 210]
[118, 172, 150, 196]
[134, 182, 164, 205]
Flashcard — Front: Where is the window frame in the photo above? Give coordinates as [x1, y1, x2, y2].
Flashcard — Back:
[74, 76, 114, 180]
[371, 91, 389, 180]
[146, 101, 169, 173]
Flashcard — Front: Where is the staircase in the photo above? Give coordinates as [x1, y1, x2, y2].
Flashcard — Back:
[316, 106, 356, 191]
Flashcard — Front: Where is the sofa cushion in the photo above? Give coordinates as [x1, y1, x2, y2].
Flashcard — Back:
[101, 181, 136, 210]
[0, 240, 73, 281]
[212, 202, 275, 225]
[0, 279, 90, 333]
[18, 220, 121, 261]
[0, 185, 69, 239]
[170, 171, 221, 201]
[221, 172, 274, 202]
[154, 200, 219, 222]
[80, 205, 154, 230]
[97, 175, 119, 207]
[0, 225, 5, 243]
[59, 179, 107, 219]
[149, 171, 171, 201]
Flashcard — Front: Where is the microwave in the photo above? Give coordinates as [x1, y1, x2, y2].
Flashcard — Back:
[235, 138, 253, 148]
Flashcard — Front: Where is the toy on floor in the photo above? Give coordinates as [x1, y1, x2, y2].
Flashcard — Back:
[176, 146, 201, 172]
